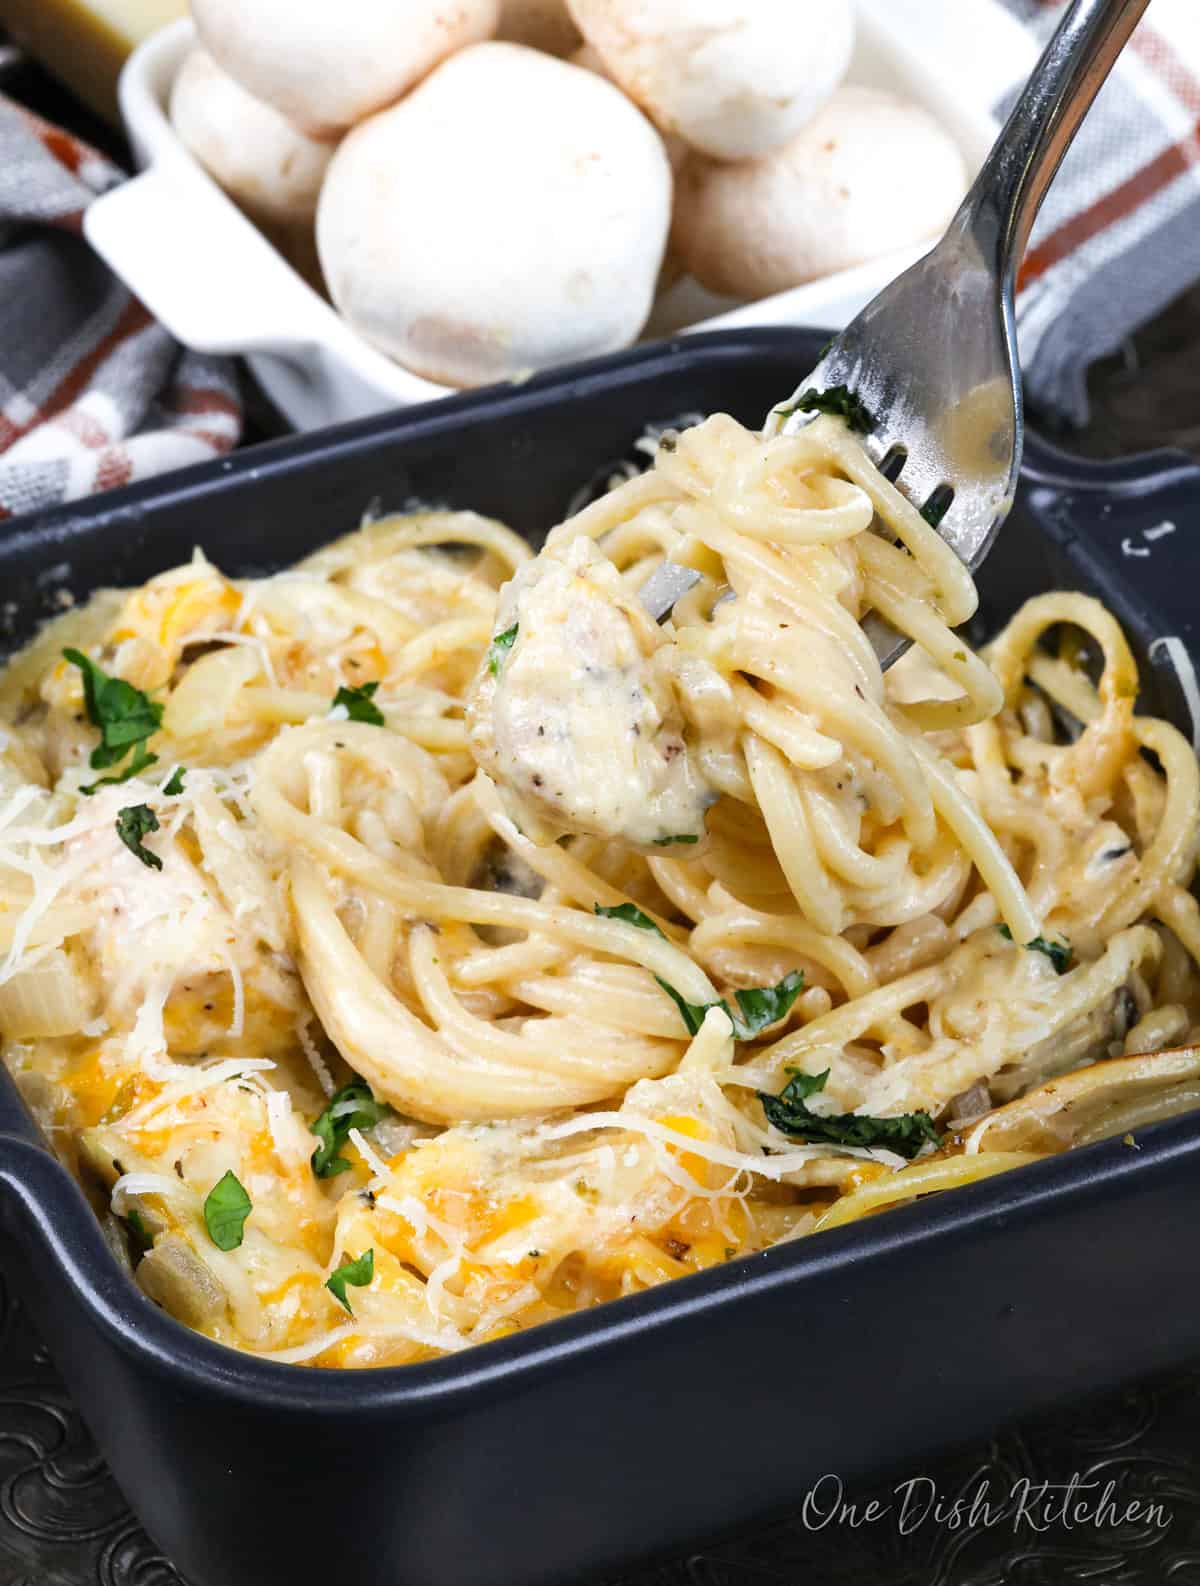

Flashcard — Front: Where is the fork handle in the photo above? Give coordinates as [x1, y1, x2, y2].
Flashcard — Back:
[962, 0, 1153, 282]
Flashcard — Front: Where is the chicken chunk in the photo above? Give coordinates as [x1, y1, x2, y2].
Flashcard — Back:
[467, 536, 713, 847]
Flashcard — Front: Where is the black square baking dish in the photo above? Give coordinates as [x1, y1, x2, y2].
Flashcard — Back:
[0, 327, 1198, 1586]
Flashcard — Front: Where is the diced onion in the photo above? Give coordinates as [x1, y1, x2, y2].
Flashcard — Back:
[164, 646, 260, 740]
[0, 948, 94, 1037]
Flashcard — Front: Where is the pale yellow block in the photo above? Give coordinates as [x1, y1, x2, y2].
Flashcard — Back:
[0, 0, 186, 122]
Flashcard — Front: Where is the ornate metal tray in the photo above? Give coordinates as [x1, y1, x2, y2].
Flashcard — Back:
[2, 1265, 1198, 1586]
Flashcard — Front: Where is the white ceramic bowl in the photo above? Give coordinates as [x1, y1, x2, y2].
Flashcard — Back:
[85, 0, 1028, 431]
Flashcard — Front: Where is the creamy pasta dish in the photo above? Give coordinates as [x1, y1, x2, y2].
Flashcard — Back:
[1, 410, 1198, 1369]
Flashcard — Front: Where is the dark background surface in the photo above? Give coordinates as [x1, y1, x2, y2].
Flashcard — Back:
[3, 38, 1200, 1586]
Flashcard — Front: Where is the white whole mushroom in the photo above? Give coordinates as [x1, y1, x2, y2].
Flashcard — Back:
[497, 0, 581, 55]
[189, 0, 501, 137]
[317, 43, 673, 388]
[570, 41, 686, 171]
[570, 40, 685, 294]
[566, 0, 854, 161]
[169, 48, 333, 225]
[673, 87, 969, 300]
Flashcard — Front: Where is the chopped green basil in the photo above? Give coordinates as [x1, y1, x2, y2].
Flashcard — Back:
[594, 905, 801, 1041]
[657, 970, 804, 1041]
[310, 1082, 390, 1179]
[163, 767, 187, 796]
[778, 385, 875, 435]
[115, 804, 162, 871]
[333, 681, 385, 726]
[652, 834, 700, 846]
[487, 624, 519, 676]
[759, 1069, 942, 1160]
[203, 1170, 252, 1251]
[998, 924, 1073, 974]
[728, 973, 806, 1038]
[327, 1248, 374, 1314]
[81, 742, 159, 796]
[63, 648, 163, 772]
[653, 977, 710, 1037]
[594, 901, 666, 938]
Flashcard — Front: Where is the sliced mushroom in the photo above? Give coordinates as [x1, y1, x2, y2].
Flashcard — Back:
[989, 985, 1130, 1102]
[964, 1047, 1200, 1155]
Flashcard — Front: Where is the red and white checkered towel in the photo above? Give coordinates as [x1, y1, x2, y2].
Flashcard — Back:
[1001, 0, 1200, 423]
[0, 94, 241, 521]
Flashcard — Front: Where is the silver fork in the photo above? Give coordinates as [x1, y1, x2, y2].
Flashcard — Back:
[640, 0, 1151, 664]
